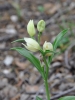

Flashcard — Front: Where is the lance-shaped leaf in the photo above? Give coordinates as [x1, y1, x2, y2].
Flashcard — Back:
[11, 39, 24, 43]
[58, 96, 75, 100]
[36, 96, 42, 100]
[11, 47, 43, 77]
[53, 29, 68, 50]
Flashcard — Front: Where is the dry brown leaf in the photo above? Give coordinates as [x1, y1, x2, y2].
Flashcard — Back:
[41, 34, 52, 45]
[16, 79, 23, 87]
[14, 58, 31, 70]
[44, 3, 53, 11]
[44, 3, 61, 15]
[25, 85, 39, 93]
[49, 4, 61, 14]
[11, 94, 20, 100]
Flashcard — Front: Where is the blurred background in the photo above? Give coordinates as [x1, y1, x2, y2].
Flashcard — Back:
[0, 0, 75, 100]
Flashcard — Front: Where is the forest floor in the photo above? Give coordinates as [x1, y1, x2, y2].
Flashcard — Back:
[0, 0, 75, 100]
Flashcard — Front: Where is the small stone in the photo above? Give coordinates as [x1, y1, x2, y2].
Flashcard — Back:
[5, 25, 17, 35]
[29, 73, 40, 85]
[18, 72, 24, 80]
[0, 80, 7, 89]
[0, 90, 4, 100]
[2, 78, 8, 84]
[5, 73, 16, 80]
[59, 83, 67, 91]
[0, 42, 6, 49]
[0, 96, 5, 100]
[51, 62, 61, 68]
[70, 2, 75, 9]
[10, 15, 18, 22]
[20, 94, 29, 100]
[9, 86, 18, 98]
[55, 73, 62, 79]
[3, 69, 11, 74]
[3, 85, 18, 98]
[49, 74, 55, 81]
[4, 55, 14, 66]
[6, 28, 17, 35]
[4, 98, 8, 100]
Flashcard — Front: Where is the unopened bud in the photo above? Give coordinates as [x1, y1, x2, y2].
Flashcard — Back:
[37, 20, 45, 32]
[43, 41, 53, 56]
[27, 20, 36, 37]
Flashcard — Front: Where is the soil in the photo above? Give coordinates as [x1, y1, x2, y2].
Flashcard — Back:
[0, 0, 75, 100]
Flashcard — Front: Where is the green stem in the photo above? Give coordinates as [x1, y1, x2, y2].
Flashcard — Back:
[40, 49, 50, 100]
[38, 32, 42, 43]
[43, 57, 50, 100]
[43, 57, 49, 79]
[44, 79, 50, 100]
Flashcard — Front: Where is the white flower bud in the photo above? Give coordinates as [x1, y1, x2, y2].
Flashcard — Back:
[23, 38, 40, 52]
[27, 20, 36, 37]
[43, 41, 53, 56]
[37, 20, 45, 32]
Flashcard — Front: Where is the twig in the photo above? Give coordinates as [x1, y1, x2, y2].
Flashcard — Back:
[45, 2, 75, 27]
[65, 43, 75, 69]
[51, 87, 75, 100]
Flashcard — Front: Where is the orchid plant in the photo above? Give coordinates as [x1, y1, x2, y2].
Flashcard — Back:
[11, 20, 75, 100]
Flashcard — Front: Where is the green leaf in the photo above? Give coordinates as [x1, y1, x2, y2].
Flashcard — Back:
[11, 39, 24, 43]
[53, 29, 68, 50]
[44, 50, 55, 55]
[12, 2, 22, 19]
[58, 37, 69, 46]
[38, 6, 44, 12]
[36, 96, 42, 100]
[58, 96, 75, 100]
[11, 47, 43, 77]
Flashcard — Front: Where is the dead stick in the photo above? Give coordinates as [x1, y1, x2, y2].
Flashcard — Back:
[51, 87, 75, 100]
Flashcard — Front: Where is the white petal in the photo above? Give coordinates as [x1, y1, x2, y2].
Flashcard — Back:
[23, 38, 40, 52]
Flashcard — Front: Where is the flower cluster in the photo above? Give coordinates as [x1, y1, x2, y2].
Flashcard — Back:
[23, 20, 53, 56]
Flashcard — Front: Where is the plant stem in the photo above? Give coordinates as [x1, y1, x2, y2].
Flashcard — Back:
[44, 79, 50, 100]
[43, 57, 49, 79]
[43, 57, 50, 100]
[38, 32, 42, 43]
